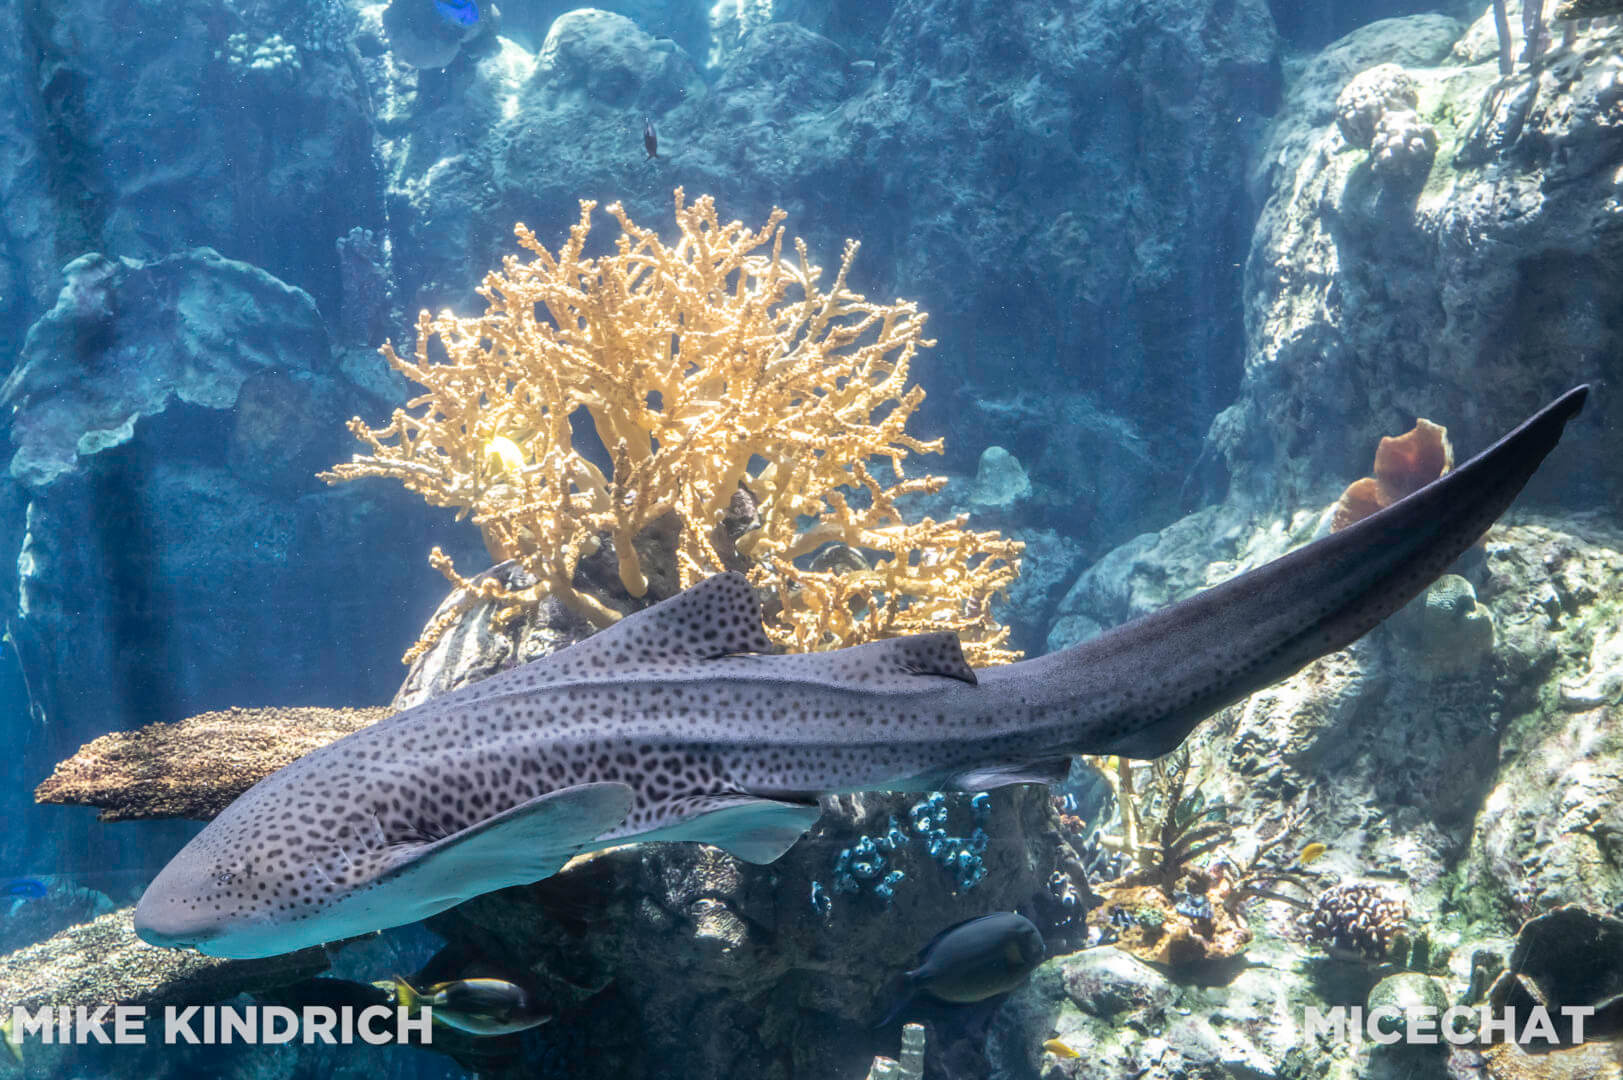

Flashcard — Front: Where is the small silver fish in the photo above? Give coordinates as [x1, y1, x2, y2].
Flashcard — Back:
[643, 117, 658, 159]
[382, 975, 552, 1036]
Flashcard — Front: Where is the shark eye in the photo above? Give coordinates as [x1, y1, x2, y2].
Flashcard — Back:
[213, 869, 237, 887]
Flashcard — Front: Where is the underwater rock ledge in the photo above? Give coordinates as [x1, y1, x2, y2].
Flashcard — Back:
[0, 907, 328, 1013]
[34, 706, 391, 822]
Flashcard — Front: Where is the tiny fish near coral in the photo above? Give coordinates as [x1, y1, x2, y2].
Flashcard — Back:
[135, 389, 1587, 958]
[433, 0, 478, 27]
[1043, 1038, 1081, 1059]
[4, 878, 46, 900]
[383, 974, 551, 1036]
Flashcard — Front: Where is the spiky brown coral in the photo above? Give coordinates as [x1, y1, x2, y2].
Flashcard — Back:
[1301, 882, 1411, 961]
[323, 189, 1021, 663]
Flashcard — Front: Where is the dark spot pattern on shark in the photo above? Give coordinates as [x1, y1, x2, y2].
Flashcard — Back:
[133, 387, 1588, 958]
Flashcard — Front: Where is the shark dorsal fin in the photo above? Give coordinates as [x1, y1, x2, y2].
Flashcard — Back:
[553, 571, 774, 668]
[741, 631, 977, 688]
[400, 575, 975, 722]
[396, 574, 775, 719]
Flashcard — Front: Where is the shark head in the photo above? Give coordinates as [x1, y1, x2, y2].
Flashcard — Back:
[132, 774, 415, 958]
[133, 835, 278, 956]
[133, 718, 642, 959]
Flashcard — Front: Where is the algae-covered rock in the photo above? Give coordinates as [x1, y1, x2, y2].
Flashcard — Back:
[1223, 12, 1623, 515]
[1464, 525, 1623, 921]
[1487, 905, 1623, 1040]
[969, 447, 1033, 513]
[0, 907, 328, 1013]
[35, 706, 390, 821]
[1367, 972, 1450, 1077]
[1389, 573, 1496, 672]
[1334, 63, 1420, 148]
[987, 938, 1334, 1080]
[0, 249, 329, 490]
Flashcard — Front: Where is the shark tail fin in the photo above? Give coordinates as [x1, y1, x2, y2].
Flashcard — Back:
[1044, 385, 1588, 761]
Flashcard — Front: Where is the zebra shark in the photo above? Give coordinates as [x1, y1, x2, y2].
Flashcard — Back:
[135, 386, 1588, 958]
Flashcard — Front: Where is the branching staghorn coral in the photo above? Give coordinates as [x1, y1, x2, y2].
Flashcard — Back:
[322, 189, 1021, 663]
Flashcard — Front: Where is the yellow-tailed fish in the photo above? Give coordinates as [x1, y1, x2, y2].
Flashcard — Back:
[1, 1015, 21, 1064]
[388, 974, 552, 1037]
[483, 435, 526, 474]
[1299, 842, 1328, 865]
[1043, 1037, 1081, 1059]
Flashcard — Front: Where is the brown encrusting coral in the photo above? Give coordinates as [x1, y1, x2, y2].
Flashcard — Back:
[33, 706, 390, 821]
[1330, 417, 1454, 531]
[321, 189, 1021, 665]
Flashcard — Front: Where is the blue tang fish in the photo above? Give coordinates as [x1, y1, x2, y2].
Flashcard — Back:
[434, 0, 479, 28]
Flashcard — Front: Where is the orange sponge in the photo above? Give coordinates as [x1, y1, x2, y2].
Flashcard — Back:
[1331, 418, 1453, 532]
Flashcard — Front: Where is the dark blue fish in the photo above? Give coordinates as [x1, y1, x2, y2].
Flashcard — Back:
[5, 879, 46, 900]
[873, 912, 1045, 1027]
[433, 0, 479, 28]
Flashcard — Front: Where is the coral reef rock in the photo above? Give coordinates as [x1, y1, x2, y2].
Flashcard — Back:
[1334, 63, 1420, 148]
[1, 250, 328, 490]
[987, 938, 1316, 1080]
[1220, 13, 1623, 514]
[0, 907, 328, 1013]
[1486, 905, 1623, 1041]
[35, 707, 389, 822]
[1388, 573, 1496, 673]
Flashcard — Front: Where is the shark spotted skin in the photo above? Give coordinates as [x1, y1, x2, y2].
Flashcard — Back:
[135, 387, 1589, 958]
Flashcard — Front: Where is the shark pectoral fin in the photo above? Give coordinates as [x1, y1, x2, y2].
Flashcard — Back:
[641, 793, 823, 864]
[383, 782, 636, 903]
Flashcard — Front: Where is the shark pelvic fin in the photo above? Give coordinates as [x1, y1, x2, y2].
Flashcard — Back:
[634, 792, 823, 864]
[379, 781, 635, 904]
[938, 757, 1073, 791]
